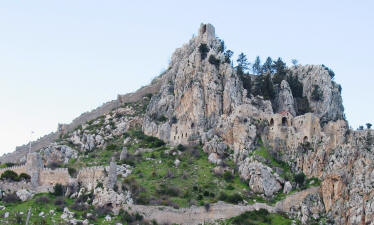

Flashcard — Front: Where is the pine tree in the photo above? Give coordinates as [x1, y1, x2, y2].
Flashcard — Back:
[262, 57, 273, 73]
[252, 56, 262, 75]
[236, 53, 250, 75]
[272, 57, 287, 85]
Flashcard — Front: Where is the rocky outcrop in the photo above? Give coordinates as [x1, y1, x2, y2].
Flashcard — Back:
[238, 158, 283, 197]
[40, 144, 78, 165]
[274, 80, 296, 116]
[0, 23, 371, 225]
[290, 65, 344, 123]
[143, 23, 245, 147]
[16, 189, 33, 202]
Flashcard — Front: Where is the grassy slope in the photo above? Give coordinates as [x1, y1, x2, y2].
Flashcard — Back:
[0, 193, 122, 225]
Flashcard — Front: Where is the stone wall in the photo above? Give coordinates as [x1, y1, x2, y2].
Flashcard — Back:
[0, 165, 27, 177]
[39, 168, 70, 186]
[76, 166, 107, 191]
[0, 78, 162, 164]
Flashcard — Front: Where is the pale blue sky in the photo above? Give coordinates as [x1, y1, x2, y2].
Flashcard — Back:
[0, 0, 373, 155]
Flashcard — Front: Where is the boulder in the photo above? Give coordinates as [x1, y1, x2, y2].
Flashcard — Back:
[283, 181, 292, 194]
[238, 158, 283, 197]
[16, 189, 33, 202]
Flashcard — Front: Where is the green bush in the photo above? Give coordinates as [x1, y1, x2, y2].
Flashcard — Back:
[105, 144, 118, 151]
[19, 173, 31, 181]
[218, 192, 243, 204]
[223, 171, 234, 182]
[35, 195, 50, 204]
[68, 167, 77, 178]
[53, 183, 64, 196]
[176, 144, 185, 151]
[198, 44, 209, 60]
[230, 209, 274, 225]
[322, 64, 335, 79]
[1, 170, 19, 181]
[208, 55, 220, 68]
[294, 172, 306, 187]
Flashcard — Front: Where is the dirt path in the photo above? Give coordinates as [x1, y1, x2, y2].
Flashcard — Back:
[125, 202, 276, 224]
[123, 187, 320, 225]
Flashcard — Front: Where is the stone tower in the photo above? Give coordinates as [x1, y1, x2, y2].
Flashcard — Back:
[108, 157, 117, 189]
[25, 152, 43, 188]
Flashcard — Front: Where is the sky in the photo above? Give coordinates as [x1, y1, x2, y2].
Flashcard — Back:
[0, 0, 373, 155]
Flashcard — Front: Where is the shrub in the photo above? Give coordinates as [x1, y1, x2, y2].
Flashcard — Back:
[54, 197, 66, 206]
[1, 170, 19, 181]
[231, 209, 273, 225]
[68, 167, 77, 178]
[96, 205, 112, 217]
[170, 116, 178, 124]
[96, 182, 104, 189]
[53, 183, 64, 196]
[3, 193, 21, 203]
[105, 144, 117, 151]
[19, 173, 31, 181]
[223, 171, 234, 182]
[218, 192, 243, 204]
[208, 55, 220, 68]
[35, 195, 50, 204]
[322, 64, 335, 79]
[156, 184, 180, 197]
[287, 75, 303, 98]
[198, 44, 209, 60]
[48, 161, 62, 169]
[294, 172, 306, 187]
[224, 50, 233, 63]
[176, 144, 185, 151]
[70, 201, 88, 211]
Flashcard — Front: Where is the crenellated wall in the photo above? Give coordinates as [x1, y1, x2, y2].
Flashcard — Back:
[0, 164, 27, 176]
[0, 153, 117, 191]
[39, 168, 70, 186]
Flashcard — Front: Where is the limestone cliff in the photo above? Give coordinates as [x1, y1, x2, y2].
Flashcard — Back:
[1, 23, 372, 225]
[141, 24, 371, 224]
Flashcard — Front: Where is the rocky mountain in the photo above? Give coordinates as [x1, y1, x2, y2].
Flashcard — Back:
[0, 23, 372, 225]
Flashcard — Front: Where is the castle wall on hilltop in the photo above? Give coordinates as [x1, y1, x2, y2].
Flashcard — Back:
[0, 78, 162, 164]
[0, 152, 117, 192]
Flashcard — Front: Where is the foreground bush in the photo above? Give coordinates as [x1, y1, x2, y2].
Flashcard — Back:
[1, 170, 19, 181]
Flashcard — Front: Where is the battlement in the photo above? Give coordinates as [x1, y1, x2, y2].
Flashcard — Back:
[41, 167, 68, 172]
[0, 164, 27, 176]
[0, 150, 118, 192]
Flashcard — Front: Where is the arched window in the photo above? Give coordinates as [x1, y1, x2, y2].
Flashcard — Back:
[270, 118, 274, 126]
[282, 117, 288, 126]
[303, 136, 308, 143]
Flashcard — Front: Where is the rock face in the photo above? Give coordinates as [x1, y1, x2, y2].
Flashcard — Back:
[141, 24, 371, 224]
[291, 65, 344, 123]
[0, 23, 371, 225]
[238, 158, 283, 197]
[16, 189, 33, 201]
[143, 23, 244, 147]
[40, 144, 78, 165]
[274, 80, 296, 116]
